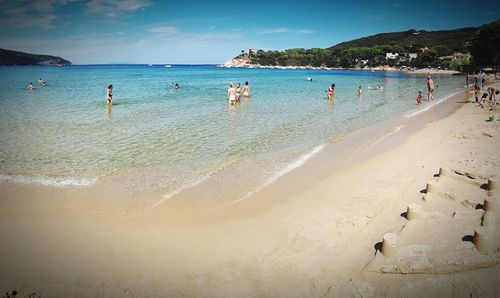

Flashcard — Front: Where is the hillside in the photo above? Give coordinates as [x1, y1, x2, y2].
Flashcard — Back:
[229, 20, 500, 69]
[331, 27, 476, 52]
[0, 48, 72, 66]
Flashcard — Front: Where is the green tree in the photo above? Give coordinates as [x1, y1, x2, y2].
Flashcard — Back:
[469, 19, 500, 67]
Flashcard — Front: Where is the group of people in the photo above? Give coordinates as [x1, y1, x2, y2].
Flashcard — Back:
[478, 86, 498, 111]
[227, 81, 250, 104]
[415, 76, 435, 104]
[26, 77, 46, 90]
[469, 71, 498, 110]
[326, 84, 361, 100]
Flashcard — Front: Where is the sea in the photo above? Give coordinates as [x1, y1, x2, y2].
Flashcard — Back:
[0, 65, 465, 204]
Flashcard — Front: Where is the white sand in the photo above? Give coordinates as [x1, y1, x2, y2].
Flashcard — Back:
[0, 84, 499, 297]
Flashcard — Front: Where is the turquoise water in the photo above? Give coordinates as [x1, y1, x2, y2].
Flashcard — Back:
[0, 65, 464, 197]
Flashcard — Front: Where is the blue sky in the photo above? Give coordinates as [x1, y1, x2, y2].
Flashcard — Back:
[0, 0, 498, 64]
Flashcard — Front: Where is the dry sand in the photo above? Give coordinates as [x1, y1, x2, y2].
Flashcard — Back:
[1, 84, 499, 297]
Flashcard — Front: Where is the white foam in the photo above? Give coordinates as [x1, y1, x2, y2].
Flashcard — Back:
[153, 175, 211, 208]
[405, 91, 462, 118]
[370, 125, 405, 147]
[0, 174, 98, 186]
[232, 144, 325, 204]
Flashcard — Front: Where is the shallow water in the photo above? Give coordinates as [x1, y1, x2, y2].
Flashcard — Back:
[0, 65, 464, 200]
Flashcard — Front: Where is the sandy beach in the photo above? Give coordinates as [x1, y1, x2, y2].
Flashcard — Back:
[1, 83, 499, 297]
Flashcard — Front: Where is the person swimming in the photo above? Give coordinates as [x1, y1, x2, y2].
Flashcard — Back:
[106, 84, 113, 104]
[27, 82, 34, 90]
[306, 77, 313, 82]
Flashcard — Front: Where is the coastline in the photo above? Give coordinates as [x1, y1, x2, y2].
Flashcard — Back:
[220, 62, 460, 75]
[222, 55, 461, 74]
[1, 83, 499, 296]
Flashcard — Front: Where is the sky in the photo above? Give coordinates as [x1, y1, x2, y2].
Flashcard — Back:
[0, 0, 498, 64]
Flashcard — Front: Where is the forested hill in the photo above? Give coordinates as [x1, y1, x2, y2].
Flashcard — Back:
[242, 20, 499, 69]
[331, 27, 476, 53]
[0, 48, 72, 66]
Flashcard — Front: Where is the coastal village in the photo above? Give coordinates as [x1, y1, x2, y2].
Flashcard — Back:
[223, 47, 471, 75]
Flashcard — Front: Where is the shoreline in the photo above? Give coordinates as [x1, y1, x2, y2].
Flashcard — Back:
[1, 82, 499, 296]
[220, 61, 461, 75]
[0, 86, 466, 214]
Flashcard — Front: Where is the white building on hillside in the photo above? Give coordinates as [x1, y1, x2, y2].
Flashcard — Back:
[386, 52, 399, 59]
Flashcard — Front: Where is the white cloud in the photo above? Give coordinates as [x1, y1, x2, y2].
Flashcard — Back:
[0, 0, 75, 29]
[148, 26, 179, 36]
[258, 27, 315, 34]
[86, 0, 153, 17]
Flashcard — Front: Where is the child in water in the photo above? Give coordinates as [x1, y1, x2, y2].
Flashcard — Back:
[416, 90, 426, 104]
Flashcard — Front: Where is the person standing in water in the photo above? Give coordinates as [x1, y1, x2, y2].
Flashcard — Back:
[227, 83, 236, 104]
[235, 83, 242, 102]
[27, 82, 34, 90]
[326, 84, 335, 100]
[106, 84, 113, 104]
[426, 76, 434, 101]
[242, 81, 250, 97]
[357, 86, 362, 96]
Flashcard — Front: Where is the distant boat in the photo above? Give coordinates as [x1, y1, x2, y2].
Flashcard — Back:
[164, 64, 172, 68]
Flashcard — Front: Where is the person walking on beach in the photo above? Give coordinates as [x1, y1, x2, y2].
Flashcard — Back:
[227, 83, 236, 104]
[473, 72, 484, 102]
[326, 84, 335, 100]
[106, 84, 113, 104]
[242, 81, 250, 97]
[426, 76, 434, 101]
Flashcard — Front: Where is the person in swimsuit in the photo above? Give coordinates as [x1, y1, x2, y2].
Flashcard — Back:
[235, 83, 241, 102]
[416, 90, 426, 104]
[227, 83, 236, 104]
[27, 82, 34, 90]
[326, 84, 335, 100]
[427, 76, 434, 101]
[242, 81, 250, 97]
[106, 84, 113, 104]
[357, 86, 362, 96]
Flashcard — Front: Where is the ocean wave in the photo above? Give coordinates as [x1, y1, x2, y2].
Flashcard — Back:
[0, 174, 98, 186]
